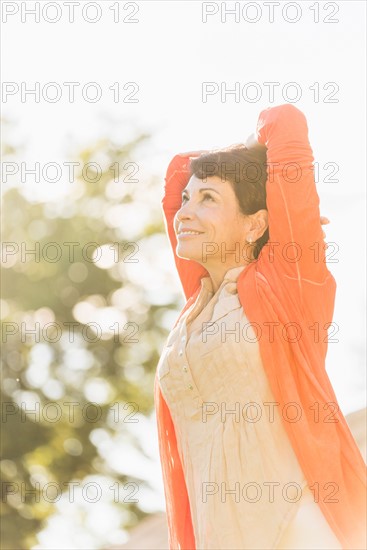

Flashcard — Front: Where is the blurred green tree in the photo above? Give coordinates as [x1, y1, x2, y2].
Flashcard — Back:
[1, 124, 180, 549]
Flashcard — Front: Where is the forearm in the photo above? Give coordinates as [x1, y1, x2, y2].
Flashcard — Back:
[247, 104, 328, 283]
[247, 103, 314, 172]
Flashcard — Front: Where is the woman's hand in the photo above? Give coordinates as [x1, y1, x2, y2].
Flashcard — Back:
[245, 132, 266, 150]
[177, 150, 209, 158]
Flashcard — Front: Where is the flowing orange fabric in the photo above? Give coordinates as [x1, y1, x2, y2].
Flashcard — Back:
[154, 104, 367, 550]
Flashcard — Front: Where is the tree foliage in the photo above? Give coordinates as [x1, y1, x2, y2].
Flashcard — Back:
[1, 128, 180, 549]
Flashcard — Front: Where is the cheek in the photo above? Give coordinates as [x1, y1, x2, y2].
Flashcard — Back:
[225, 218, 246, 242]
[204, 214, 220, 234]
[212, 209, 234, 231]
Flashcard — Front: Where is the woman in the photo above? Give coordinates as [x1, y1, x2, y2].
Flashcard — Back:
[154, 104, 366, 549]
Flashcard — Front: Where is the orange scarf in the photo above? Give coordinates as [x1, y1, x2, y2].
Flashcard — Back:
[154, 104, 367, 549]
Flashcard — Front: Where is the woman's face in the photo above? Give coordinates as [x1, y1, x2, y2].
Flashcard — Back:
[173, 175, 253, 267]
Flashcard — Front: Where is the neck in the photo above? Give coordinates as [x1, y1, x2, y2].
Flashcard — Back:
[204, 259, 252, 293]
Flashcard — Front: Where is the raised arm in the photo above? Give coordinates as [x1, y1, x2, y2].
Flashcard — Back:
[161, 154, 209, 300]
[253, 104, 331, 283]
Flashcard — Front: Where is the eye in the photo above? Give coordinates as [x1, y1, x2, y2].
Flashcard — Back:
[181, 192, 215, 204]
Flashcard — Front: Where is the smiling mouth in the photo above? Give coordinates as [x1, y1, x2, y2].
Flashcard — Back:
[177, 230, 204, 237]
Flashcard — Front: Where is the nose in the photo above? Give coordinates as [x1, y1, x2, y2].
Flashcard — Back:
[175, 201, 195, 234]
[176, 201, 194, 221]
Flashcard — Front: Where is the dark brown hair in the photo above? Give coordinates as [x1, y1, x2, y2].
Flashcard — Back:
[189, 144, 269, 260]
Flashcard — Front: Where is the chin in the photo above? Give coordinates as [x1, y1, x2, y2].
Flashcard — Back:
[176, 245, 201, 262]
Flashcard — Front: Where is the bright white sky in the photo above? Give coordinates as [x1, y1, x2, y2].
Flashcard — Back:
[2, 1, 366, 548]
